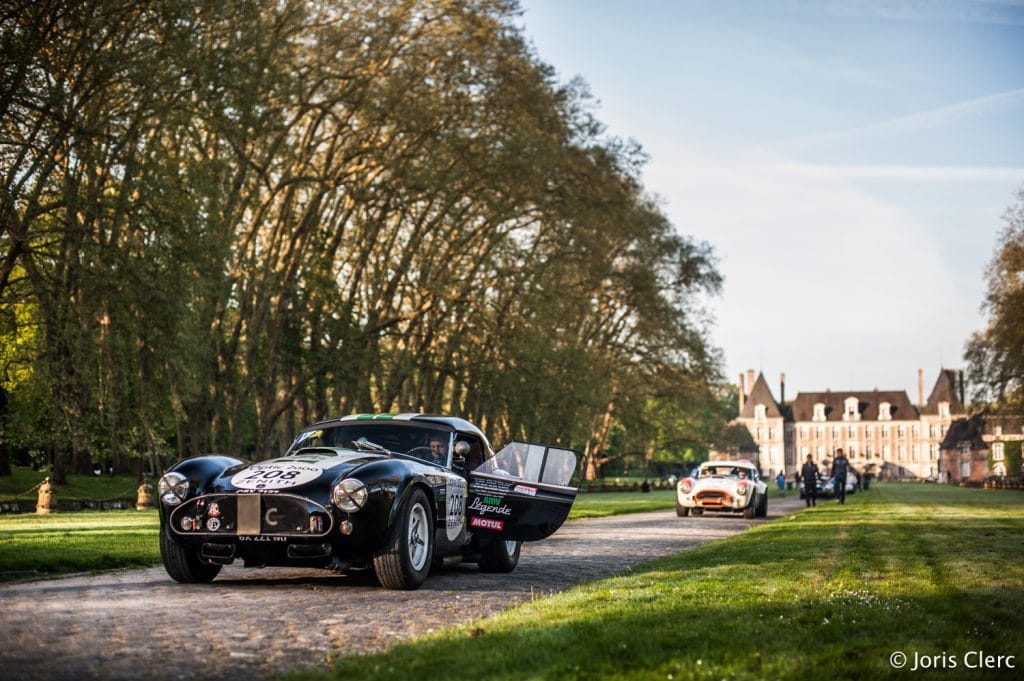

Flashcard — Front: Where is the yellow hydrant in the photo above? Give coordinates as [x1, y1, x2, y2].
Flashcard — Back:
[36, 478, 58, 514]
[135, 481, 155, 510]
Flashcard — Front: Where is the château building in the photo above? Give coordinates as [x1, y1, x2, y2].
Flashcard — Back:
[733, 368, 965, 479]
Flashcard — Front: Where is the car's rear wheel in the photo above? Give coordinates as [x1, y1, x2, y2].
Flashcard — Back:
[478, 538, 521, 573]
[756, 494, 768, 517]
[160, 526, 221, 583]
[374, 488, 434, 590]
[676, 504, 690, 517]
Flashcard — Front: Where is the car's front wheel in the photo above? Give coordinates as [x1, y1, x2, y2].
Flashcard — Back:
[478, 538, 521, 573]
[742, 501, 756, 519]
[676, 503, 690, 517]
[160, 526, 221, 583]
[374, 488, 434, 590]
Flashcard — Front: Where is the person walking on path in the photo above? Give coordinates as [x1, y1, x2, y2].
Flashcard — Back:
[776, 472, 786, 496]
[801, 454, 819, 507]
[832, 448, 850, 505]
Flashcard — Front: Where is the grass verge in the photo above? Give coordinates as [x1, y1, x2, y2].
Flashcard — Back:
[0, 510, 160, 581]
[0, 466, 145, 502]
[286, 483, 1024, 681]
[569, 489, 675, 519]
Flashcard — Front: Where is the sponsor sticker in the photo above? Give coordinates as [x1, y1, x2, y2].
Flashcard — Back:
[206, 517, 221, 531]
[470, 477, 514, 496]
[468, 496, 512, 516]
[470, 516, 505, 531]
[208, 502, 221, 517]
[513, 484, 537, 496]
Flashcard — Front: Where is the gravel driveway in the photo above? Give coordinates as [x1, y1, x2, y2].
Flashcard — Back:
[0, 495, 805, 680]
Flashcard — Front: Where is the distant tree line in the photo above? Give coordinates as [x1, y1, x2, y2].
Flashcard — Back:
[0, 0, 727, 481]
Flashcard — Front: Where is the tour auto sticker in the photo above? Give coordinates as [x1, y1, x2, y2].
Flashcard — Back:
[445, 477, 466, 541]
[230, 457, 340, 490]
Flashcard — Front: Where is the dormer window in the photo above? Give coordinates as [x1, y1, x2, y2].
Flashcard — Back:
[754, 404, 767, 421]
[938, 402, 950, 419]
[843, 397, 860, 422]
[878, 402, 892, 421]
[813, 403, 826, 422]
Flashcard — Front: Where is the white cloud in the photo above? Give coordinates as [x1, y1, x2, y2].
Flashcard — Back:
[770, 162, 1024, 182]
[641, 144, 985, 395]
[774, 87, 1024, 153]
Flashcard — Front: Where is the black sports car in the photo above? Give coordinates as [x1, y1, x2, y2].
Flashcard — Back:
[158, 414, 579, 589]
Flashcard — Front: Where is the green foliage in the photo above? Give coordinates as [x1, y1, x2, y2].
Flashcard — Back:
[0, 0, 725, 474]
[1002, 440, 1022, 477]
[287, 484, 1024, 681]
[966, 184, 1024, 409]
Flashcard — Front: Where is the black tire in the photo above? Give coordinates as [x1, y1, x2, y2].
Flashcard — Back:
[756, 494, 768, 517]
[676, 504, 690, 517]
[373, 488, 434, 590]
[742, 501, 756, 519]
[160, 526, 221, 583]
[691, 508, 704, 516]
[478, 538, 521, 573]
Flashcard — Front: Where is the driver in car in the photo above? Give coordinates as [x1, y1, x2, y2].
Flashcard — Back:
[428, 433, 448, 465]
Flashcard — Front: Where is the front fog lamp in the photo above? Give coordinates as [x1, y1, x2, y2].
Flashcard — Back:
[158, 472, 189, 505]
[332, 478, 367, 512]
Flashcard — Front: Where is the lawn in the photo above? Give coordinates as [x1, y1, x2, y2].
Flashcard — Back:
[569, 489, 675, 518]
[286, 483, 1024, 681]
[0, 510, 160, 580]
[0, 466, 145, 502]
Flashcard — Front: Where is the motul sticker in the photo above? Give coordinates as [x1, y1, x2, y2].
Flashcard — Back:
[469, 516, 505, 531]
[513, 484, 537, 496]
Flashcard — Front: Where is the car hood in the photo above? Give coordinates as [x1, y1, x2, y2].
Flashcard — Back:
[214, 449, 383, 493]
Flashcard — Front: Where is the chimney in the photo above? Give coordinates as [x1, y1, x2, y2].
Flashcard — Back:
[738, 374, 746, 412]
[780, 372, 786, 405]
[918, 368, 924, 407]
[746, 369, 755, 395]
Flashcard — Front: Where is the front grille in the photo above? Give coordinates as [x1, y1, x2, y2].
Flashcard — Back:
[695, 490, 730, 506]
[170, 493, 333, 537]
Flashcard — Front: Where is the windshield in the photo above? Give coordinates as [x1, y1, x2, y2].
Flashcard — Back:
[287, 423, 452, 466]
[699, 465, 753, 478]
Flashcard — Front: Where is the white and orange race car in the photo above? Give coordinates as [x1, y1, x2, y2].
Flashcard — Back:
[676, 460, 767, 519]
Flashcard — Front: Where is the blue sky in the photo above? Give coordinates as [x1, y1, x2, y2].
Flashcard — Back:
[519, 0, 1024, 400]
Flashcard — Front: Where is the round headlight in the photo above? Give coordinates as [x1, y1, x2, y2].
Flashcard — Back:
[332, 478, 367, 512]
[735, 481, 749, 495]
[678, 478, 693, 494]
[158, 472, 189, 505]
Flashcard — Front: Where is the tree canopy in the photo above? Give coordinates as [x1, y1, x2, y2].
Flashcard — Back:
[966, 184, 1024, 410]
[0, 0, 724, 480]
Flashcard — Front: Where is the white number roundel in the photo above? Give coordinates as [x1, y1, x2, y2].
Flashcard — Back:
[231, 462, 323, 490]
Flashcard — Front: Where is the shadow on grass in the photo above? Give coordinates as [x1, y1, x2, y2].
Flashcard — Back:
[285, 487, 1023, 681]
[283, 587, 1022, 681]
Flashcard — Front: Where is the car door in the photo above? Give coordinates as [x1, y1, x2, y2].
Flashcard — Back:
[468, 441, 579, 541]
